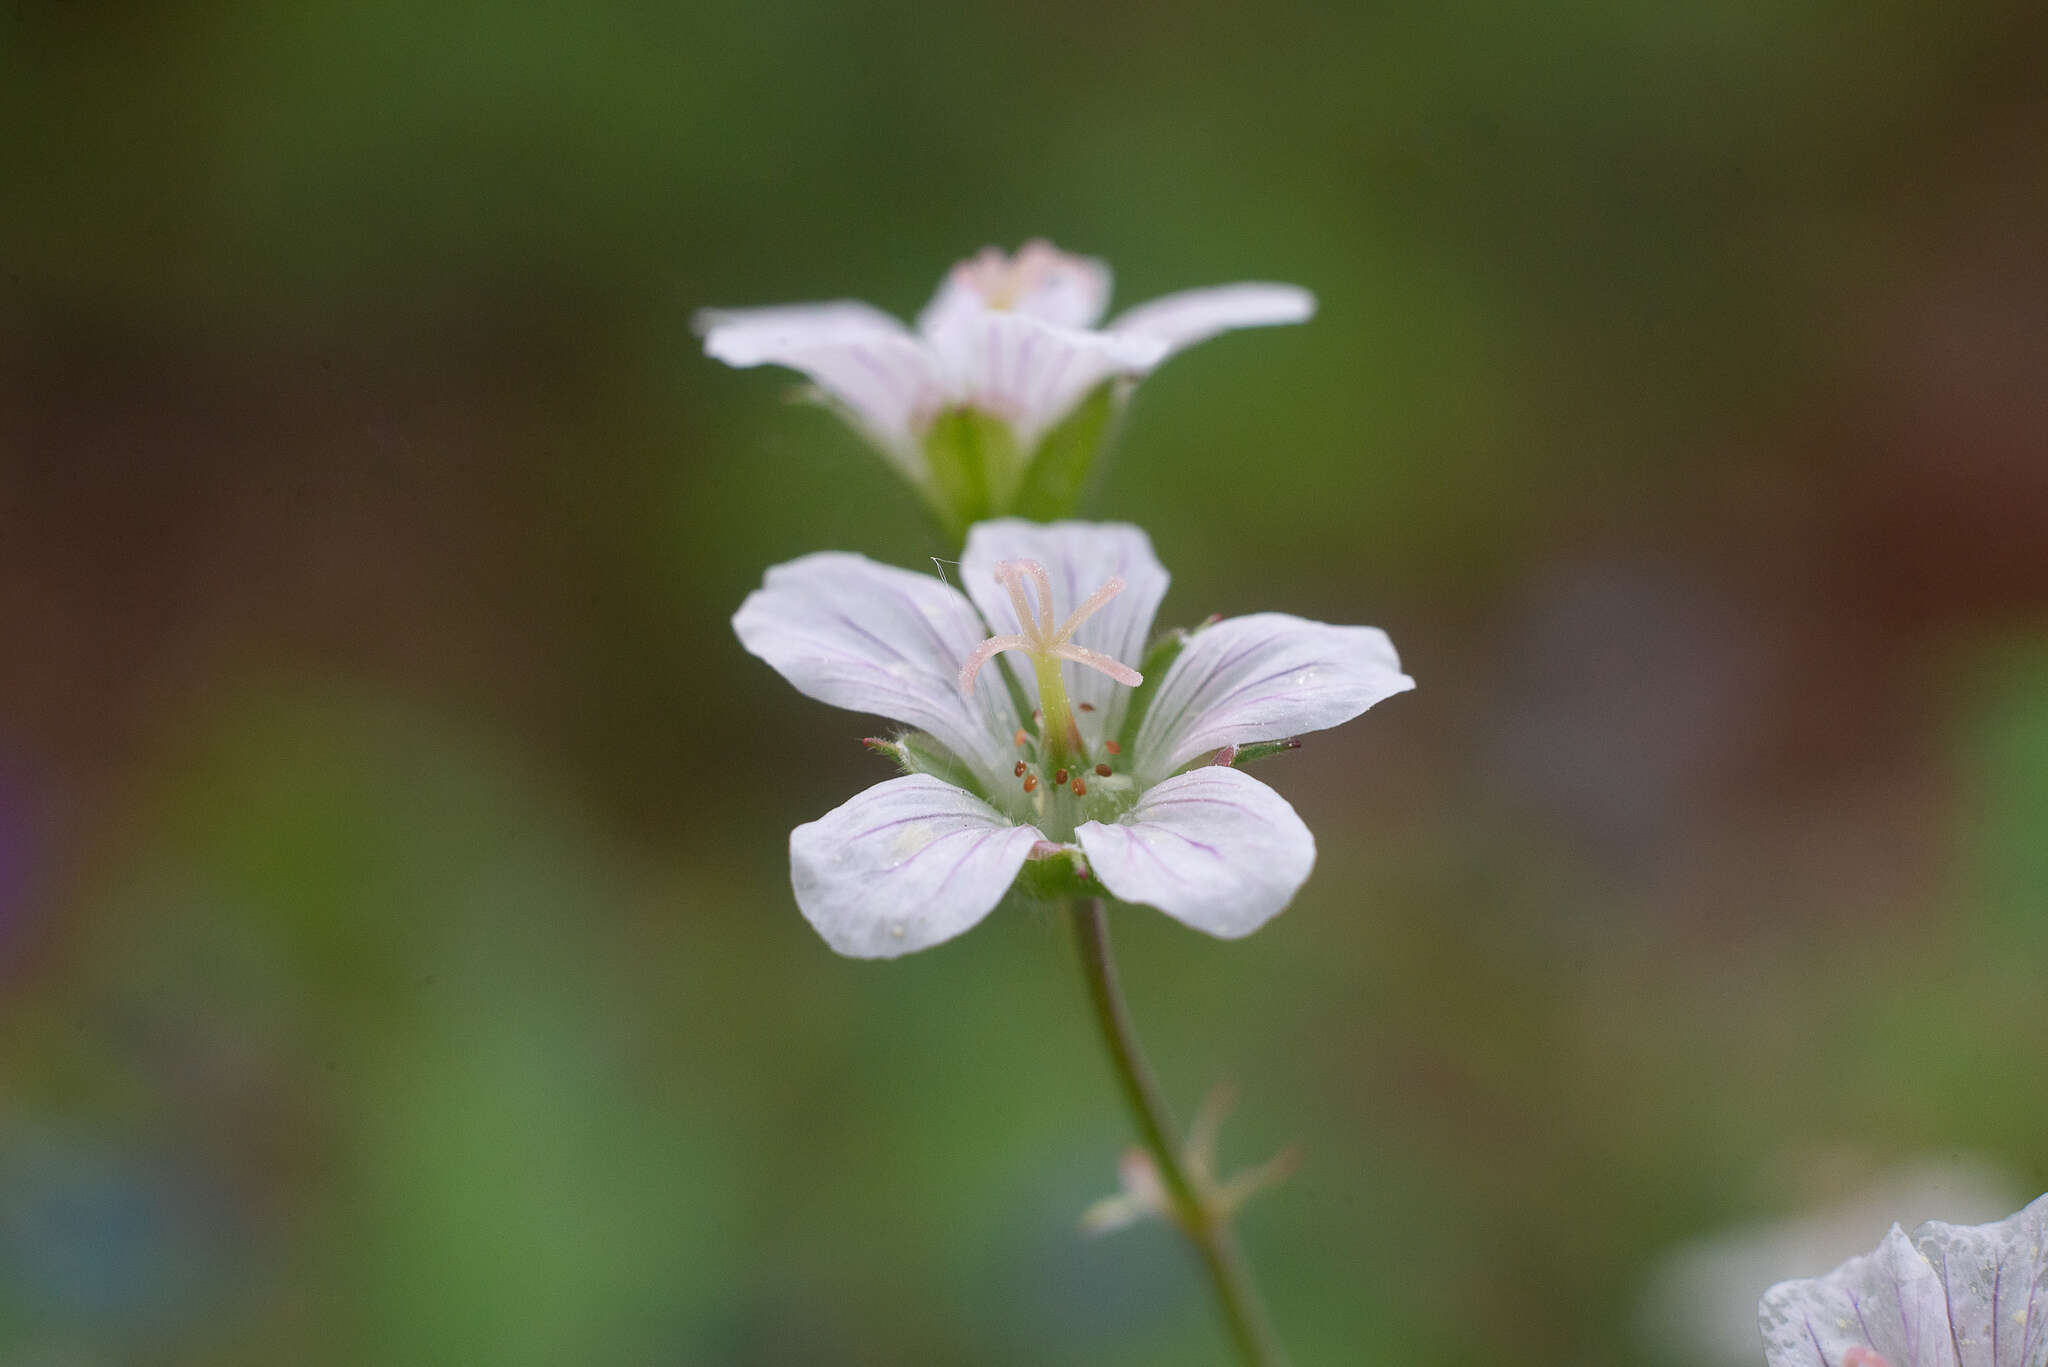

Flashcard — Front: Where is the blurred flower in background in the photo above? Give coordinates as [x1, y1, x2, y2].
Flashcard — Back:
[1638, 1160, 2026, 1367]
[699, 240, 1313, 535]
[1756, 1189, 2048, 1367]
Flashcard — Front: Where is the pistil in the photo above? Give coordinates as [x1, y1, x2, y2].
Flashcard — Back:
[958, 558, 1143, 780]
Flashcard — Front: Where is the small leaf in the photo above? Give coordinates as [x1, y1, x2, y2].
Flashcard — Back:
[923, 407, 1020, 541]
[1225, 738, 1301, 768]
[1012, 381, 1124, 521]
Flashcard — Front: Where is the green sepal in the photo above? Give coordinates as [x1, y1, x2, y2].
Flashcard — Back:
[1008, 845, 1097, 904]
[922, 407, 1021, 542]
[1226, 739, 1301, 768]
[863, 731, 987, 801]
[1116, 627, 1191, 751]
[1012, 381, 1123, 522]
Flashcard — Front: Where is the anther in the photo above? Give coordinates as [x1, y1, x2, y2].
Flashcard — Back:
[1014, 761, 1027, 777]
[1014, 729, 1028, 747]
[1022, 773, 1038, 793]
[1104, 740, 1122, 755]
[1071, 777, 1087, 795]
[1095, 763, 1111, 777]
[1054, 768, 1068, 786]
[1078, 701, 1096, 712]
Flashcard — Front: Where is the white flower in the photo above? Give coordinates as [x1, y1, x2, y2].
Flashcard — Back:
[698, 240, 1314, 490]
[731, 519, 1412, 958]
[1757, 1192, 2048, 1367]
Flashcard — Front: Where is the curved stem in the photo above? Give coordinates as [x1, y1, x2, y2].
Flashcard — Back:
[1068, 898, 1287, 1367]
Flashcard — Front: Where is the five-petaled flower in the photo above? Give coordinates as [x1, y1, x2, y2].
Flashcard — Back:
[1757, 1193, 2048, 1367]
[732, 519, 1412, 958]
[698, 241, 1314, 528]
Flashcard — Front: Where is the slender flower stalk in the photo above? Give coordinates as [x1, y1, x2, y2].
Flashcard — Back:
[1070, 898, 1287, 1367]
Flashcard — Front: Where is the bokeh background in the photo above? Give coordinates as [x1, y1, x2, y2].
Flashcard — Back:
[5, 1, 2047, 1363]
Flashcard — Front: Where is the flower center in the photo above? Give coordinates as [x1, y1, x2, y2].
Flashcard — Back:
[959, 557, 1141, 794]
[953, 241, 1065, 312]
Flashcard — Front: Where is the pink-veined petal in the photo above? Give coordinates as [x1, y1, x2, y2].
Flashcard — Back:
[961, 521, 1170, 746]
[1108, 282, 1315, 359]
[1913, 1193, 2048, 1367]
[791, 776, 1044, 958]
[697, 301, 944, 471]
[1759, 1224, 1956, 1367]
[1132, 612, 1413, 785]
[926, 310, 1166, 448]
[733, 552, 1019, 790]
[1075, 766, 1314, 939]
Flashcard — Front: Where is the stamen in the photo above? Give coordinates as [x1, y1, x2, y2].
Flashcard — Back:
[1023, 773, 1038, 793]
[1014, 729, 1029, 747]
[1095, 763, 1111, 777]
[1054, 769, 1068, 786]
[1014, 761, 1027, 777]
[1104, 741, 1121, 755]
[1071, 777, 1086, 795]
[1077, 701, 1096, 712]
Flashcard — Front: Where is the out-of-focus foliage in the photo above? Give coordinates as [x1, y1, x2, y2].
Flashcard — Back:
[3, 0, 2045, 1362]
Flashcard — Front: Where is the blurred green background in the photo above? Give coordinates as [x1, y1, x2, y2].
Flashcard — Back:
[4, 1, 2047, 1363]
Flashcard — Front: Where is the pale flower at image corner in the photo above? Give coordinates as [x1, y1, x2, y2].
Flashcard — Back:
[1639, 1159, 2027, 1367]
[730, 519, 1413, 958]
[1757, 1191, 2048, 1367]
[696, 240, 1314, 483]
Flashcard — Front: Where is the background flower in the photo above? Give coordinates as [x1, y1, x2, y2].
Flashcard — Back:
[1758, 1193, 2048, 1367]
[699, 243, 1313, 534]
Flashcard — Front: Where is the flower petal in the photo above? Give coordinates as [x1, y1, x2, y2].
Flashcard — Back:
[733, 552, 1019, 789]
[1108, 283, 1316, 359]
[960, 521, 1170, 746]
[791, 776, 1043, 958]
[926, 310, 1167, 448]
[1075, 766, 1314, 939]
[1132, 612, 1414, 785]
[1759, 1225, 1955, 1367]
[1914, 1193, 2048, 1367]
[917, 241, 1115, 335]
[697, 301, 944, 471]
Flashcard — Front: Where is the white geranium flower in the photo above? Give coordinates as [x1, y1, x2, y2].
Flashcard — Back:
[698, 242, 1314, 527]
[731, 519, 1412, 958]
[1757, 1193, 2048, 1367]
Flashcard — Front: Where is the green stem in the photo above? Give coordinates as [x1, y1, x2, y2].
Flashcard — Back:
[1068, 898, 1287, 1367]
